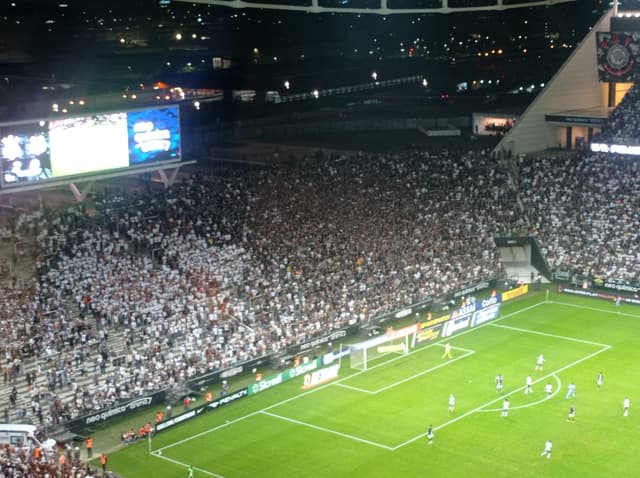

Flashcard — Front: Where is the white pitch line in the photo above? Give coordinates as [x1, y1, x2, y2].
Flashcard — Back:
[436, 344, 476, 353]
[371, 350, 475, 395]
[489, 323, 612, 348]
[335, 348, 475, 395]
[152, 451, 225, 478]
[158, 410, 262, 452]
[157, 300, 548, 455]
[260, 410, 394, 450]
[477, 374, 562, 412]
[548, 300, 640, 319]
[333, 382, 376, 394]
[392, 344, 610, 450]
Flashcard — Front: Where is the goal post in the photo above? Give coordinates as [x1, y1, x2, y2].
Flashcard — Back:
[350, 324, 418, 371]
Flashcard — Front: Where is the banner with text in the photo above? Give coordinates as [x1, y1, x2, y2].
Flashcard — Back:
[441, 295, 502, 338]
[557, 285, 640, 306]
[67, 390, 167, 432]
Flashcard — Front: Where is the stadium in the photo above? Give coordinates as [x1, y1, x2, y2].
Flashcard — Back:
[0, 0, 640, 477]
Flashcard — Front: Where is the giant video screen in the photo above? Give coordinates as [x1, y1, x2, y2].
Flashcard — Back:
[128, 107, 180, 165]
[50, 112, 130, 177]
[0, 105, 181, 187]
[1, 122, 52, 185]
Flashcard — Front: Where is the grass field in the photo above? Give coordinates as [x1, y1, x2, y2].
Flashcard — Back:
[109, 291, 640, 478]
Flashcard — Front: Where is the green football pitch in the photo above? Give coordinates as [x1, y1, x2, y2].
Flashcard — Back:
[110, 291, 640, 478]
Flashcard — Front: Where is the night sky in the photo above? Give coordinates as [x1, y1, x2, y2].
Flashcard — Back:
[0, 0, 621, 117]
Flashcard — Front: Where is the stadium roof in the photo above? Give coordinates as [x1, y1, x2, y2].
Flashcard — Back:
[173, 0, 575, 15]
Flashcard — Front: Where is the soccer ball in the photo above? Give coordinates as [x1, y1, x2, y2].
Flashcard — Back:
[157, 450, 162, 456]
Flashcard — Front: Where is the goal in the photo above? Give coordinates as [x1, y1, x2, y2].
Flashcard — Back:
[350, 324, 418, 371]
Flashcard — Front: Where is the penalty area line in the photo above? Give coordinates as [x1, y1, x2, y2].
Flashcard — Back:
[489, 323, 611, 348]
[371, 350, 475, 395]
[547, 300, 640, 319]
[260, 410, 394, 450]
[335, 349, 475, 395]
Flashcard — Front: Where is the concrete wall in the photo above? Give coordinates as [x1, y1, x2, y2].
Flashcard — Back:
[495, 9, 614, 156]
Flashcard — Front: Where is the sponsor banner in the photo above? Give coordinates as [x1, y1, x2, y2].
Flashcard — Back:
[471, 304, 502, 327]
[155, 389, 250, 433]
[206, 389, 248, 410]
[592, 276, 640, 294]
[545, 114, 607, 126]
[428, 294, 503, 339]
[155, 410, 197, 433]
[220, 366, 243, 380]
[501, 284, 529, 302]
[557, 285, 640, 306]
[420, 313, 451, 329]
[394, 308, 413, 319]
[377, 344, 406, 354]
[187, 355, 270, 390]
[289, 326, 358, 354]
[302, 364, 340, 389]
[452, 280, 492, 299]
[66, 390, 166, 431]
[351, 333, 394, 351]
[416, 323, 443, 344]
[247, 358, 324, 396]
[442, 314, 472, 337]
[370, 298, 432, 325]
[385, 323, 419, 340]
[590, 143, 640, 156]
[596, 32, 639, 83]
[326, 348, 350, 362]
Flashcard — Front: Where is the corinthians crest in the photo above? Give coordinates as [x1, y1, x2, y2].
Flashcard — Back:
[597, 32, 640, 81]
[606, 43, 631, 71]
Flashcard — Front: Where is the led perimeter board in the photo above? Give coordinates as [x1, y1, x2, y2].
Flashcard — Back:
[1, 105, 181, 187]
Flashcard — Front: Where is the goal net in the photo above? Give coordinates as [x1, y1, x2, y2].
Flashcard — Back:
[350, 324, 418, 371]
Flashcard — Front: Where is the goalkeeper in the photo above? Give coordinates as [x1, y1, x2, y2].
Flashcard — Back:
[442, 342, 453, 360]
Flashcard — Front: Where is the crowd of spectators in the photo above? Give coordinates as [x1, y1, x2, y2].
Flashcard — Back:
[0, 141, 638, 444]
[0, 148, 517, 427]
[593, 83, 640, 145]
[517, 152, 640, 281]
[0, 443, 100, 478]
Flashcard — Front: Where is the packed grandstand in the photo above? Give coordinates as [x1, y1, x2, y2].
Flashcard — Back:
[1, 140, 639, 422]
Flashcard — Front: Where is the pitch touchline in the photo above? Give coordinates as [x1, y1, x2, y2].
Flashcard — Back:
[476, 374, 562, 412]
[392, 344, 610, 450]
[489, 323, 611, 348]
[548, 300, 640, 319]
[260, 411, 394, 450]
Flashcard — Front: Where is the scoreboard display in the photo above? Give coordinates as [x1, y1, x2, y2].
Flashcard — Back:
[1, 105, 180, 187]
